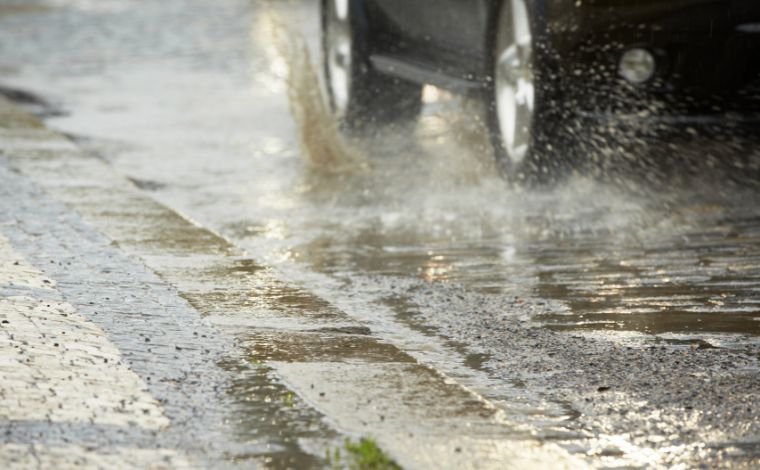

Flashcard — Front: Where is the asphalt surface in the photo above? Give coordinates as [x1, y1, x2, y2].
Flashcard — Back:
[1, 0, 760, 468]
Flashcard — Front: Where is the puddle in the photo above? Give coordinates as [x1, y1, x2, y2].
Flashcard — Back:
[0, 4, 49, 18]
[531, 198, 760, 336]
[247, 331, 415, 364]
[182, 263, 345, 320]
[127, 176, 168, 191]
[219, 357, 337, 468]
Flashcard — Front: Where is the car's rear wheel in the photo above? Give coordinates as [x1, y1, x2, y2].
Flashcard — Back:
[321, 0, 423, 131]
[487, 0, 566, 185]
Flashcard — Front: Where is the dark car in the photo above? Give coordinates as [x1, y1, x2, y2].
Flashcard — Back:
[321, 0, 760, 182]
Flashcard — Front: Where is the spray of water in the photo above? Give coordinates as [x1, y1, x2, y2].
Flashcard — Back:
[264, 5, 367, 174]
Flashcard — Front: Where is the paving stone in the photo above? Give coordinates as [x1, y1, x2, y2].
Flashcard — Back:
[0, 444, 193, 470]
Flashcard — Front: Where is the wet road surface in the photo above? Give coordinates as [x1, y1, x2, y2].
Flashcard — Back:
[1, 0, 760, 467]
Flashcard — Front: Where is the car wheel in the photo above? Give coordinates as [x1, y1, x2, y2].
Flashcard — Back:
[487, 0, 565, 185]
[321, 0, 423, 131]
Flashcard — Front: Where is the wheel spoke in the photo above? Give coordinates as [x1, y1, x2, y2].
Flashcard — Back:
[333, 0, 348, 21]
[326, 0, 352, 116]
[495, 0, 534, 164]
[515, 79, 534, 110]
[498, 45, 519, 84]
[511, 0, 530, 46]
[517, 44, 532, 68]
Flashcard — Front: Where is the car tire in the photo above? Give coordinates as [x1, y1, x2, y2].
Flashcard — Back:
[486, 0, 569, 185]
[321, 0, 423, 132]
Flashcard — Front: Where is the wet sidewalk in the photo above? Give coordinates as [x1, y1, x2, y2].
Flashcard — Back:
[0, 96, 227, 468]
[0, 233, 192, 469]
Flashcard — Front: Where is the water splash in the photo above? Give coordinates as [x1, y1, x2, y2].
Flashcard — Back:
[263, 5, 367, 174]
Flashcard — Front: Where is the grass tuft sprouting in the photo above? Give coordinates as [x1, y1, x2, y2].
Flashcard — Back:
[327, 437, 401, 470]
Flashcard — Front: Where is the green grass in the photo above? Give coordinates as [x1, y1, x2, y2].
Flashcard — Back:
[282, 391, 295, 407]
[327, 438, 401, 470]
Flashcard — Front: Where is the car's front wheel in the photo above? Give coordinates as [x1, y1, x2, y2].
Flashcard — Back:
[321, 0, 423, 131]
[486, 0, 566, 185]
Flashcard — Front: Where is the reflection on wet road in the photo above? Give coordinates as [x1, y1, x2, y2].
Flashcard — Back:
[1, 0, 759, 466]
[535, 201, 760, 335]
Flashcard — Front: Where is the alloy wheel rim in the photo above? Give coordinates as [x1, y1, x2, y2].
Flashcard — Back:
[326, 0, 352, 116]
[495, 0, 534, 164]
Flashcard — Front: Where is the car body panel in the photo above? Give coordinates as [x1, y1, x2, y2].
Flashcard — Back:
[363, 0, 492, 86]
[361, 0, 760, 113]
